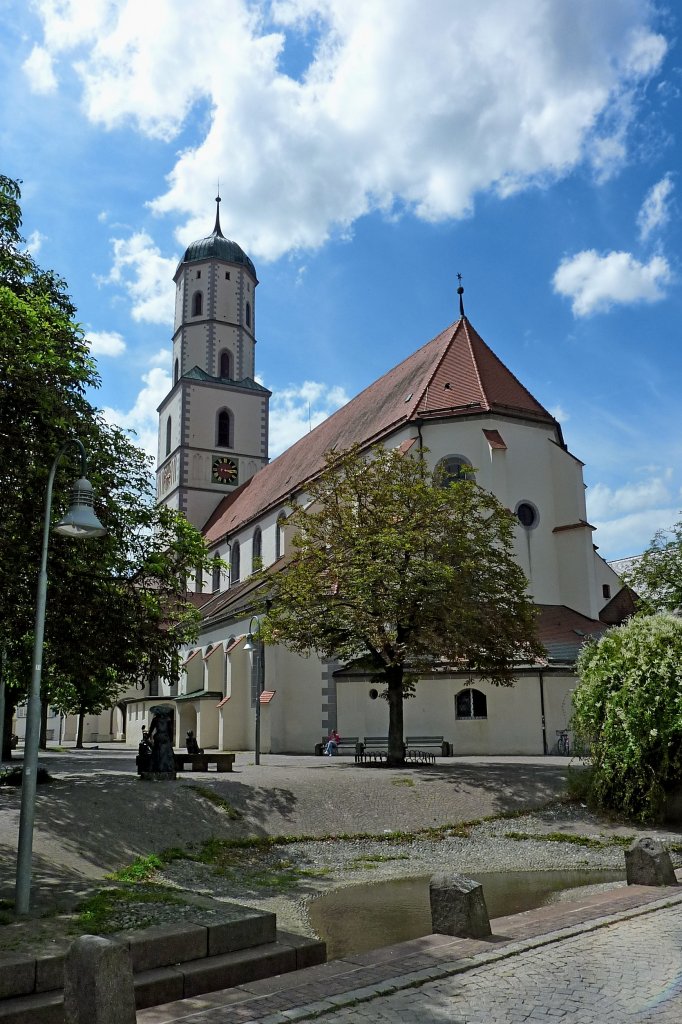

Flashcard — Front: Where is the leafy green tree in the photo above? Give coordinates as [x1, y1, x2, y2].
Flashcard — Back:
[0, 175, 213, 753]
[572, 613, 682, 822]
[624, 519, 682, 613]
[261, 444, 542, 766]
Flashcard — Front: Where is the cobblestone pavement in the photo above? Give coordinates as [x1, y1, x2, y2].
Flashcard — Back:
[302, 906, 682, 1024]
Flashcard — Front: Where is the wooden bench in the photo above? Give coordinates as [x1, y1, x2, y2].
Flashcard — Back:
[314, 736, 360, 755]
[355, 736, 391, 763]
[173, 753, 235, 772]
[406, 735, 452, 760]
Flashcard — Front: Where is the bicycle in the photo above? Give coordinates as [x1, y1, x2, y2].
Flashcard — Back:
[556, 729, 570, 756]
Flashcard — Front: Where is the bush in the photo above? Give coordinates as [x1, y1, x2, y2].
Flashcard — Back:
[572, 614, 682, 822]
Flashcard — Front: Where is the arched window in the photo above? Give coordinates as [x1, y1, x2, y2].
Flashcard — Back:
[455, 688, 487, 719]
[212, 554, 221, 593]
[275, 513, 286, 560]
[192, 291, 203, 317]
[219, 350, 231, 379]
[245, 301, 251, 328]
[216, 409, 232, 448]
[231, 541, 241, 583]
[173, 358, 179, 385]
[165, 415, 172, 456]
[435, 455, 474, 487]
[252, 527, 262, 570]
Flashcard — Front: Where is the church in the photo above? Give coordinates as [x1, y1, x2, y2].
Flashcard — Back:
[102, 202, 630, 754]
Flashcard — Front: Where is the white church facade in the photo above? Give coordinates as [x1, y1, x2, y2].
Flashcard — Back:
[88, 202, 631, 754]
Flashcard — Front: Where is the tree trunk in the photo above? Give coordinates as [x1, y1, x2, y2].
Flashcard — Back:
[76, 706, 85, 749]
[2, 699, 15, 761]
[386, 664, 405, 767]
[40, 698, 49, 749]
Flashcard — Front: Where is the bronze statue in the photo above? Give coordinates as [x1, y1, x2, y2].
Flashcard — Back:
[147, 705, 175, 773]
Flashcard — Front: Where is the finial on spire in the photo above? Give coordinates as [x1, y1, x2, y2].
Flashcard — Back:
[457, 273, 465, 318]
[213, 191, 224, 238]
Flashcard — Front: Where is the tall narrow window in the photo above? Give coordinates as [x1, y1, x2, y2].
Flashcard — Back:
[217, 409, 232, 447]
[231, 541, 241, 583]
[252, 527, 262, 571]
[275, 513, 286, 560]
[173, 358, 179, 385]
[195, 563, 203, 593]
[165, 415, 172, 456]
[219, 350, 231, 378]
[212, 554, 221, 593]
[245, 301, 251, 328]
[192, 291, 203, 316]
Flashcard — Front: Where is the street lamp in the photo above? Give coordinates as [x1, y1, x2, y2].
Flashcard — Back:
[15, 439, 106, 916]
[243, 615, 264, 765]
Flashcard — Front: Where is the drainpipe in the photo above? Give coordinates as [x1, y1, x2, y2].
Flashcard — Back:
[538, 671, 548, 755]
[414, 418, 425, 452]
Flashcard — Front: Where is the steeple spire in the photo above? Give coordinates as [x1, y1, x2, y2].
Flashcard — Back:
[213, 193, 224, 238]
[457, 273, 465, 318]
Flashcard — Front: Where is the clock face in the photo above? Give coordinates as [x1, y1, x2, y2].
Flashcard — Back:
[212, 456, 238, 485]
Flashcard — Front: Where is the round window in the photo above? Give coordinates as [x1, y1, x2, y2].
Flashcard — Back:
[516, 501, 539, 529]
[369, 688, 379, 700]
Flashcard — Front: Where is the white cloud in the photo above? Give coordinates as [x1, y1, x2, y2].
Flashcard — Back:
[593, 507, 680, 561]
[22, 45, 57, 94]
[103, 232, 177, 324]
[548, 403, 569, 424]
[24, 230, 46, 255]
[269, 380, 349, 456]
[86, 330, 126, 357]
[637, 173, 674, 241]
[103, 362, 171, 461]
[552, 250, 671, 316]
[27, 0, 667, 261]
[587, 477, 673, 521]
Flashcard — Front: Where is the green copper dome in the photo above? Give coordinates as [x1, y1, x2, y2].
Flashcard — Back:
[179, 197, 257, 279]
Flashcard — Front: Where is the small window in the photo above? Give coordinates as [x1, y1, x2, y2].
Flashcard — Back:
[165, 415, 172, 456]
[602, 584, 611, 599]
[196, 269, 201, 279]
[516, 501, 539, 530]
[436, 455, 474, 487]
[276, 513, 286, 560]
[231, 541, 241, 583]
[225, 271, 230, 280]
[455, 688, 487, 719]
[173, 358, 179, 385]
[245, 301, 251, 328]
[217, 409, 232, 447]
[192, 291, 203, 316]
[212, 555, 221, 593]
[219, 350, 231, 379]
[195, 564, 203, 594]
[252, 527, 262, 570]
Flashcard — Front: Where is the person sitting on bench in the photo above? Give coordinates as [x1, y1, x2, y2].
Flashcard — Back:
[325, 729, 340, 756]
[186, 730, 204, 755]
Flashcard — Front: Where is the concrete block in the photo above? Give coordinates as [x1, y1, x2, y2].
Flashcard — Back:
[0, 954, 35, 999]
[208, 909, 276, 955]
[0, 990, 63, 1024]
[115, 923, 207, 972]
[35, 953, 65, 993]
[276, 930, 327, 969]
[625, 837, 678, 886]
[180, 943, 297, 998]
[63, 936, 136, 1024]
[133, 966, 184, 1010]
[429, 873, 492, 939]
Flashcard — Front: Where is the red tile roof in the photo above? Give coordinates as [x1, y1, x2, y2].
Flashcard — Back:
[203, 317, 557, 544]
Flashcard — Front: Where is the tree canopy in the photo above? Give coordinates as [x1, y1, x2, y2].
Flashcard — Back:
[623, 518, 682, 613]
[572, 613, 682, 822]
[261, 443, 542, 765]
[0, 175, 213, 752]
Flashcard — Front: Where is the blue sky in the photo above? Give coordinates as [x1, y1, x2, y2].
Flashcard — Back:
[2, 0, 681, 560]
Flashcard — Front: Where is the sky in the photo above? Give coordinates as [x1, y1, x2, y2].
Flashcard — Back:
[1, 0, 681, 561]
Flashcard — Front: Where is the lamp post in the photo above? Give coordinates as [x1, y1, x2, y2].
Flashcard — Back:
[243, 615, 264, 765]
[15, 439, 106, 916]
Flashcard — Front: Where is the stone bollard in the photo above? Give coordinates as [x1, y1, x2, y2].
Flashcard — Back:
[64, 935, 137, 1024]
[429, 873, 492, 938]
[625, 837, 678, 887]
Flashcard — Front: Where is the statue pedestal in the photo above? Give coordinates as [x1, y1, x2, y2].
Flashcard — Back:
[139, 771, 177, 782]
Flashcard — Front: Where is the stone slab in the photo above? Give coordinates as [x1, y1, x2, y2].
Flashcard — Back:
[35, 953, 65, 993]
[276, 930, 327, 970]
[207, 908, 277, 955]
[180, 942, 297, 998]
[0, 990, 63, 1024]
[63, 935, 136, 1024]
[0, 954, 35, 1000]
[114, 923, 207, 972]
[133, 966, 185, 1010]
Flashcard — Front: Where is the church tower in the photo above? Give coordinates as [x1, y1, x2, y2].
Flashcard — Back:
[156, 199, 270, 530]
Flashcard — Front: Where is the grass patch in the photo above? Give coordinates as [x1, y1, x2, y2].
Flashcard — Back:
[391, 777, 415, 787]
[76, 885, 184, 934]
[503, 830, 640, 850]
[190, 784, 243, 820]
[107, 848, 187, 883]
[350, 853, 410, 867]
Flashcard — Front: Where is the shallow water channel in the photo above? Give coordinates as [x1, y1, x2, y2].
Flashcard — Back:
[308, 869, 625, 960]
